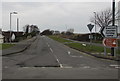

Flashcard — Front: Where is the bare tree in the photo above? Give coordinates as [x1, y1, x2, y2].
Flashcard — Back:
[90, 8, 119, 28]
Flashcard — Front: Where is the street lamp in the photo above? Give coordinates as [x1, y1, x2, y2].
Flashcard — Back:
[94, 12, 97, 41]
[10, 11, 18, 43]
[17, 18, 19, 33]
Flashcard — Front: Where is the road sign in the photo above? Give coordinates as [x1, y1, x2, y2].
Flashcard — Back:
[103, 38, 117, 47]
[100, 27, 105, 37]
[100, 25, 117, 38]
[87, 24, 94, 32]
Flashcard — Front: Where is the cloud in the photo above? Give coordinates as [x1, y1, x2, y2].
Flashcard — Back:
[2, 2, 113, 33]
[2, 0, 120, 2]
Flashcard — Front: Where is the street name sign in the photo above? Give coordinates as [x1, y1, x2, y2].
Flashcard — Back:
[87, 24, 94, 32]
[100, 25, 117, 38]
[103, 38, 117, 47]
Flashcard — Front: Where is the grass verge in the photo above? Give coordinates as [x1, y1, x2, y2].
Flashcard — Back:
[48, 35, 72, 43]
[0, 44, 15, 50]
[66, 43, 111, 53]
[48, 35, 119, 56]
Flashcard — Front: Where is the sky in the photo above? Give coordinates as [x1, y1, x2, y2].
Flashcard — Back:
[1, 0, 120, 33]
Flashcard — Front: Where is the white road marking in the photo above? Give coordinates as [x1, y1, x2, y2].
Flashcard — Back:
[60, 64, 63, 68]
[110, 64, 119, 67]
[110, 64, 120, 69]
[71, 55, 83, 58]
[50, 48, 53, 53]
[56, 59, 59, 62]
[83, 66, 90, 69]
[63, 66, 73, 68]
[115, 66, 120, 69]
[56, 59, 63, 68]
[49, 48, 63, 68]
[46, 43, 50, 47]
[68, 51, 71, 55]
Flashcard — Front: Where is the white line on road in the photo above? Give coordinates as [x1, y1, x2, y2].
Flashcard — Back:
[46, 43, 50, 47]
[68, 51, 71, 55]
[83, 66, 90, 69]
[56, 59, 63, 68]
[49, 48, 63, 68]
[110, 64, 119, 67]
[60, 64, 63, 68]
[71, 56, 83, 58]
[110, 64, 120, 69]
[50, 48, 53, 53]
[63, 66, 72, 68]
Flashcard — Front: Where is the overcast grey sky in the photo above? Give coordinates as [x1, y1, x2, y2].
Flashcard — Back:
[1, 1, 119, 33]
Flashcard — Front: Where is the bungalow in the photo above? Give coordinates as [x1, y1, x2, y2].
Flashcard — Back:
[0, 29, 4, 43]
[2, 31, 23, 43]
[53, 31, 60, 35]
[74, 33, 103, 42]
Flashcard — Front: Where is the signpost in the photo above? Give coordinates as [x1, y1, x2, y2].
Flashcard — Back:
[87, 24, 94, 32]
[100, 26, 117, 38]
[87, 24, 94, 44]
[103, 38, 117, 47]
[100, 25, 118, 56]
[100, 0, 118, 56]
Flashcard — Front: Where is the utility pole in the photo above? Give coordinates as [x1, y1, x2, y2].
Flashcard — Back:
[111, 0, 115, 56]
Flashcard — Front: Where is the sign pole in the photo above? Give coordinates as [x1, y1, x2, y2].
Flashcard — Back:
[90, 31, 92, 45]
[104, 47, 107, 56]
[111, 0, 115, 56]
[87, 23, 94, 45]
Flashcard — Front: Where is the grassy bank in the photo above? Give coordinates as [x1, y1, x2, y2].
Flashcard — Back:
[66, 43, 111, 53]
[0, 44, 15, 50]
[48, 35, 72, 43]
[48, 35, 120, 54]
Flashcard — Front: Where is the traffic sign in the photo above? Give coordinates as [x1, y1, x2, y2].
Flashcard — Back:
[100, 25, 117, 38]
[100, 27, 105, 37]
[103, 38, 117, 47]
[87, 24, 94, 32]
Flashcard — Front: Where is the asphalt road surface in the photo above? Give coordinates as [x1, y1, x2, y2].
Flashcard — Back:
[2, 35, 119, 79]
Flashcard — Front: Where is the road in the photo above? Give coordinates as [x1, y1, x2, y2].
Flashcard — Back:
[2, 35, 119, 79]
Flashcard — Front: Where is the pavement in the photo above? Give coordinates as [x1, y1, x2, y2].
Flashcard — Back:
[2, 36, 37, 56]
[2, 35, 119, 79]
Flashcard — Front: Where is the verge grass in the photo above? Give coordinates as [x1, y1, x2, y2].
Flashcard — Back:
[48, 35, 72, 43]
[0, 44, 15, 50]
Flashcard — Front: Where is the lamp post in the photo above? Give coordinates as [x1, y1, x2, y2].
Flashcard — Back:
[9, 12, 18, 43]
[94, 12, 97, 41]
[17, 18, 19, 33]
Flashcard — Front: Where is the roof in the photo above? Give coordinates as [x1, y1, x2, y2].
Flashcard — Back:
[2, 31, 24, 38]
[0, 34, 4, 38]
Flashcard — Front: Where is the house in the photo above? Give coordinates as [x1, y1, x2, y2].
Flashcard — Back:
[0, 29, 4, 43]
[53, 31, 60, 35]
[73, 33, 103, 42]
[2, 31, 23, 42]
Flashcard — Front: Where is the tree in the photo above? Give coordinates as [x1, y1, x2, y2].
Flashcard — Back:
[90, 8, 119, 28]
[61, 31, 66, 35]
[23, 24, 40, 38]
[24, 24, 29, 34]
[41, 29, 53, 35]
